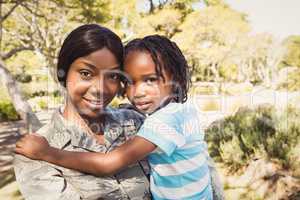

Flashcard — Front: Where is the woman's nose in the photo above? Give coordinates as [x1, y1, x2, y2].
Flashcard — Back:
[90, 77, 104, 97]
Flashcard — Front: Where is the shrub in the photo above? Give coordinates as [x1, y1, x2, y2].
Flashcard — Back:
[220, 82, 253, 95]
[190, 86, 217, 95]
[15, 73, 32, 83]
[205, 104, 300, 171]
[37, 99, 48, 110]
[52, 90, 61, 97]
[31, 90, 48, 97]
[0, 101, 20, 121]
[277, 68, 300, 91]
[20, 81, 52, 99]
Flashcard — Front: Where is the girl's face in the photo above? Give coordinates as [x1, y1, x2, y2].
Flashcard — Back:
[65, 48, 121, 119]
[124, 51, 173, 114]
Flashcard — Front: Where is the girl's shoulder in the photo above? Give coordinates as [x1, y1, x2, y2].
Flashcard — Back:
[153, 101, 198, 117]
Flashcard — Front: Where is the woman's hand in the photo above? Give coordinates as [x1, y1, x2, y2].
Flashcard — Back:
[15, 134, 50, 160]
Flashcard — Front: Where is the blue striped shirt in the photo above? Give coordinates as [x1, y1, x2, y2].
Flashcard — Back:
[137, 102, 212, 200]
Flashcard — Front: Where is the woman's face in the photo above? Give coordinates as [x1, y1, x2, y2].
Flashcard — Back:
[124, 51, 173, 114]
[65, 48, 121, 119]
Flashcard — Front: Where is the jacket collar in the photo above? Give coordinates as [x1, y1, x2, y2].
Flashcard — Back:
[48, 107, 123, 152]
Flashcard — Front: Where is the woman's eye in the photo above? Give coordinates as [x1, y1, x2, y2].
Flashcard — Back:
[107, 73, 120, 81]
[79, 70, 92, 79]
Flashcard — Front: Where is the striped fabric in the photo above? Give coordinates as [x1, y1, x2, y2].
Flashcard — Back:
[137, 102, 212, 200]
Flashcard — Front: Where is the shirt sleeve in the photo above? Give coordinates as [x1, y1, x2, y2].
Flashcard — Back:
[14, 154, 81, 200]
[137, 113, 185, 156]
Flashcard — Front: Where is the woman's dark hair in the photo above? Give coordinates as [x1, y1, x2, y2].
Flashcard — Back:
[124, 35, 191, 103]
[57, 24, 123, 87]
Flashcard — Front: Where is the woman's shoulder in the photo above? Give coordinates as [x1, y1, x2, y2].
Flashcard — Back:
[35, 109, 62, 137]
[33, 109, 71, 146]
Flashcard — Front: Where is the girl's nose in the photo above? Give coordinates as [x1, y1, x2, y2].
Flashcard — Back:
[133, 83, 147, 99]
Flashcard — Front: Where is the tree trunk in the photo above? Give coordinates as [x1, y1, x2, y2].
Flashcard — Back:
[148, 0, 155, 13]
[0, 59, 41, 132]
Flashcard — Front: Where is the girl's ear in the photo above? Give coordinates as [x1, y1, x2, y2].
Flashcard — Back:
[171, 82, 183, 103]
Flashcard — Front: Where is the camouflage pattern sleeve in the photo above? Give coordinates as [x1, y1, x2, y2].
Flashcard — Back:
[14, 154, 81, 200]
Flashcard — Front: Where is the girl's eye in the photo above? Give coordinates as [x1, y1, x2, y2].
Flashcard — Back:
[79, 70, 92, 80]
[145, 77, 158, 85]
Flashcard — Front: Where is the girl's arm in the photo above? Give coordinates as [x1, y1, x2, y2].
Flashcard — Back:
[15, 134, 156, 176]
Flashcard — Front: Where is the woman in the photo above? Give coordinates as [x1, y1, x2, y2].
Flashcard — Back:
[14, 24, 151, 200]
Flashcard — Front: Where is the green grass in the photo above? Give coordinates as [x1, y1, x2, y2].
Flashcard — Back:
[0, 169, 23, 200]
[0, 181, 23, 200]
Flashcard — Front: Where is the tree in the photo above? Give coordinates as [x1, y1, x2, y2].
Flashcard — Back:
[173, 5, 250, 82]
[280, 35, 300, 68]
[0, 0, 41, 131]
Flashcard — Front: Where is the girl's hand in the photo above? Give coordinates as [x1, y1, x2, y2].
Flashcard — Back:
[15, 134, 50, 160]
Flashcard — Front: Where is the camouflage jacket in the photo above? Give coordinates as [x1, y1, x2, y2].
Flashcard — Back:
[14, 106, 151, 200]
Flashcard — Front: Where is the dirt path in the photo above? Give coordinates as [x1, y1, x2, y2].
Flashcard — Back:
[0, 121, 24, 186]
[0, 110, 54, 200]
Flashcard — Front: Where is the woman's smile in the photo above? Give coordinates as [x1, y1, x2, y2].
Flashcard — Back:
[65, 48, 120, 118]
[82, 97, 105, 109]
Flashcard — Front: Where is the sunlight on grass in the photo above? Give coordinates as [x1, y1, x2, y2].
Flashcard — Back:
[0, 181, 23, 200]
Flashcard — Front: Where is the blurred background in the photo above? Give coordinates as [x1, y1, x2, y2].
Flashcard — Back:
[0, 0, 299, 199]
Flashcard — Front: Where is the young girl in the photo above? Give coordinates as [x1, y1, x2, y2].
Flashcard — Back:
[16, 35, 213, 200]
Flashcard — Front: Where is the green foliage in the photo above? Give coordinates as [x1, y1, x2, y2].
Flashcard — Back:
[220, 82, 253, 95]
[173, 5, 253, 82]
[200, 100, 221, 111]
[14, 73, 32, 83]
[205, 104, 300, 171]
[219, 63, 238, 81]
[37, 99, 48, 110]
[5, 51, 42, 74]
[280, 35, 300, 68]
[67, 0, 112, 23]
[144, 8, 183, 38]
[204, 0, 226, 7]
[0, 83, 10, 101]
[1, 0, 285, 88]
[0, 100, 20, 121]
[190, 84, 217, 95]
[20, 81, 58, 99]
[277, 68, 300, 91]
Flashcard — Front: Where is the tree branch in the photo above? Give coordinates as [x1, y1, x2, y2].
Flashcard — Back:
[1, 45, 34, 60]
[1, 0, 23, 22]
[19, 1, 45, 18]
